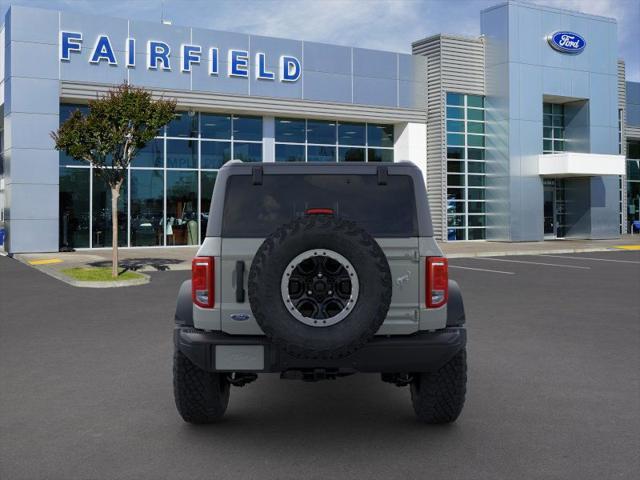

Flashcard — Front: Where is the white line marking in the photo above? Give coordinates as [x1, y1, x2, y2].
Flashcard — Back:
[473, 257, 591, 269]
[540, 254, 640, 265]
[449, 265, 515, 275]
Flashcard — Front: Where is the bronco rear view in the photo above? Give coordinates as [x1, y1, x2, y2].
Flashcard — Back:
[173, 161, 467, 424]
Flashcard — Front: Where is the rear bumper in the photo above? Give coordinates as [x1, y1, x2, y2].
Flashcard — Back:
[175, 327, 466, 374]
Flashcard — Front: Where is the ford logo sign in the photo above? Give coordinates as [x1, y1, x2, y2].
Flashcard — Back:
[230, 313, 251, 321]
[547, 31, 586, 54]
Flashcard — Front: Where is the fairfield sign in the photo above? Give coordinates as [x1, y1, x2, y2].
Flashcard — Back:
[59, 31, 302, 82]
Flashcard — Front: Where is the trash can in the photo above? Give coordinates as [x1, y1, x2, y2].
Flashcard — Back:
[0, 228, 5, 246]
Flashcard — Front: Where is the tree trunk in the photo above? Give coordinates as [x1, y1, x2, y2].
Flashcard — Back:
[111, 184, 121, 279]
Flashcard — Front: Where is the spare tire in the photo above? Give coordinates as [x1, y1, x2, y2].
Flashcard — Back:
[248, 214, 392, 359]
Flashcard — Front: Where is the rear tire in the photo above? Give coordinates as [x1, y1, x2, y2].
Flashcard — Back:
[410, 348, 467, 424]
[173, 348, 230, 424]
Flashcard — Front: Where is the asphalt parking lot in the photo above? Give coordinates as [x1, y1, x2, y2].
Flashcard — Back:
[1, 250, 639, 480]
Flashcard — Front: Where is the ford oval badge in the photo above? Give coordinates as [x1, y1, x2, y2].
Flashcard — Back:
[230, 313, 251, 321]
[547, 31, 586, 54]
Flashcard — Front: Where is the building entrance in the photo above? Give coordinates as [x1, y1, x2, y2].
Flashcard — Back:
[543, 178, 567, 238]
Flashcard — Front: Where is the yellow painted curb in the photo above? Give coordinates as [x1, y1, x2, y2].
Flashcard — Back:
[613, 245, 640, 251]
[29, 258, 63, 265]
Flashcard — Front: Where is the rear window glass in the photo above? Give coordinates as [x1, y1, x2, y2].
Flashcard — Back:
[221, 174, 418, 237]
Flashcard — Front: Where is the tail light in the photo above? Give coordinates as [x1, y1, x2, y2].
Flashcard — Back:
[192, 257, 214, 308]
[426, 257, 448, 308]
[305, 208, 334, 215]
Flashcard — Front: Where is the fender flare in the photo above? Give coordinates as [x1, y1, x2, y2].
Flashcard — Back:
[447, 279, 466, 327]
[175, 280, 193, 327]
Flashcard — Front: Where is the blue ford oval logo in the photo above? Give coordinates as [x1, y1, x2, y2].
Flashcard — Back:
[230, 313, 251, 321]
[547, 31, 586, 54]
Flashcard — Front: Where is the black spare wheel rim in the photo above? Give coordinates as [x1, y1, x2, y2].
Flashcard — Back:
[248, 215, 392, 359]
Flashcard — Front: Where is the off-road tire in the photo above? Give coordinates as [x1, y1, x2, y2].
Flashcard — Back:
[173, 348, 230, 424]
[410, 348, 467, 424]
[248, 214, 392, 360]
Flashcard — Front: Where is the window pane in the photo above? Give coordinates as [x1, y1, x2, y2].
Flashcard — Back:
[552, 103, 563, 115]
[130, 169, 164, 246]
[552, 115, 563, 127]
[468, 175, 486, 186]
[167, 139, 197, 168]
[468, 161, 485, 173]
[467, 109, 484, 121]
[447, 147, 464, 159]
[467, 95, 484, 108]
[200, 171, 217, 241]
[467, 134, 485, 147]
[446, 92, 464, 106]
[367, 124, 394, 147]
[447, 201, 465, 214]
[201, 141, 231, 169]
[166, 171, 198, 246]
[627, 160, 640, 181]
[628, 141, 640, 159]
[135, 138, 163, 168]
[276, 143, 305, 162]
[447, 120, 464, 133]
[468, 188, 485, 200]
[543, 139, 553, 151]
[468, 201, 486, 213]
[446, 106, 464, 119]
[447, 161, 464, 173]
[468, 228, 486, 240]
[543, 114, 553, 126]
[338, 122, 365, 146]
[307, 120, 336, 144]
[59, 167, 90, 248]
[59, 151, 85, 167]
[554, 128, 564, 139]
[92, 170, 127, 247]
[468, 148, 484, 160]
[467, 122, 484, 134]
[543, 103, 552, 114]
[307, 145, 336, 162]
[275, 117, 305, 143]
[233, 115, 262, 141]
[447, 215, 466, 227]
[234, 142, 262, 162]
[367, 148, 393, 162]
[338, 147, 365, 162]
[201, 113, 231, 139]
[447, 228, 466, 241]
[468, 215, 486, 227]
[543, 127, 553, 138]
[447, 188, 465, 201]
[447, 174, 465, 186]
[447, 133, 465, 146]
[167, 111, 198, 138]
[60, 103, 89, 123]
[554, 140, 564, 152]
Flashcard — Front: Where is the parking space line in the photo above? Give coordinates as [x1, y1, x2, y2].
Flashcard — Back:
[449, 265, 515, 275]
[473, 257, 591, 269]
[540, 254, 640, 265]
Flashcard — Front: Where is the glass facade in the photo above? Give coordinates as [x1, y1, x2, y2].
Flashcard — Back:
[543, 103, 565, 154]
[58, 104, 263, 248]
[274, 118, 394, 163]
[627, 140, 640, 233]
[445, 92, 486, 241]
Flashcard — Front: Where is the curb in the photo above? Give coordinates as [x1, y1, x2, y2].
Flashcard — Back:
[444, 246, 623, 259]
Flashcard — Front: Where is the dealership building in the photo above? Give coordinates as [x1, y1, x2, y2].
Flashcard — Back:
[0, 1, 639, 252]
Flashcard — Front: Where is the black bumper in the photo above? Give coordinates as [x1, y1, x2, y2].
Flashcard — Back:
[175, 327, 466, 374]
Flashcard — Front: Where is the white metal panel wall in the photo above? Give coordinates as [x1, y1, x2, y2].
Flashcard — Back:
[412, 35, 485, 240]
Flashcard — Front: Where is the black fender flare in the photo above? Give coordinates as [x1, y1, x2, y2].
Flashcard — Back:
[175, 280, 193, 327]
[447, 279, 466, 327]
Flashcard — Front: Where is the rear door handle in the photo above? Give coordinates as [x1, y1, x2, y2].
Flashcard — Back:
[235, 261, 245, 303]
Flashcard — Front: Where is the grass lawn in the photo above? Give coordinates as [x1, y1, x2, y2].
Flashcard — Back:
[61, 267, 144, 282]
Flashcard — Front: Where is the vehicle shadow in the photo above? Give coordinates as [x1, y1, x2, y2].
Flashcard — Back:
[89, 257, 185, 271]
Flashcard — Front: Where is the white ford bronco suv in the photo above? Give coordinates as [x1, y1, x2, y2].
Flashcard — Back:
[173, 161, 467, 424]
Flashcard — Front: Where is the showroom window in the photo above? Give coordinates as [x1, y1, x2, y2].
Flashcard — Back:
[627, 140, 640, 233]
[274, 118, 394, 163]
[58, 104, 263, 248]
[445, 92, 486, 241]
[543, 103, 565, 154]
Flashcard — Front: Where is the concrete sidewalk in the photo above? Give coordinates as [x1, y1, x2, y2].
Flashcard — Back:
[10, 236, 640, 276]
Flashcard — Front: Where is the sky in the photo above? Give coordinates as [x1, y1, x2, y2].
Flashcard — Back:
[1, 0, 638, 80]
